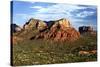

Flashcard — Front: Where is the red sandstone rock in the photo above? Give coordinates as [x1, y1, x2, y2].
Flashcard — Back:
[34, 18, 80, 42]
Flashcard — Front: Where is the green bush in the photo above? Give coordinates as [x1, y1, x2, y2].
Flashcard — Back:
[12, 34, 97, 66]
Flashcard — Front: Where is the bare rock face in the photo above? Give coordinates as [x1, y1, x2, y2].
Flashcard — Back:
[36, 27, 80, 42]
[57, 18, 71, 28]
[51, 18, 71, 30]
[23, 18, 47, 31]
[32, 18, 80, 41]
[38, 21, 47, 31]
[23, 18, 38, 29]
[79, 26, 93, 34]
[11, 24, 22, 33]
[79, 26, 96, 36]
[12, 18, 80, 44]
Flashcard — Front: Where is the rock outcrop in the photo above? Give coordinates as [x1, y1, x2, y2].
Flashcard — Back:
[31, 18, 80, 41]
[23, 18, 47, 31]
[50, 18, 71, 31]
[79, 26, 93, 34]
[11, 24, 22, 33]
[79, 26, 97, 36]
[12, 18, 80, 42]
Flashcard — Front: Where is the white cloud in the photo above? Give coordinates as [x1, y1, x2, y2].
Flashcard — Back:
[30, 3, 96, 21]
[30, 6, 44, 9]
[15, 3, 96, 30]
[36, 4, 87, 14]
[32, 13, 68, 21]
[29, 3, 96, 30]
[37, 4, 94, 13]
[76, 11, 95, 18]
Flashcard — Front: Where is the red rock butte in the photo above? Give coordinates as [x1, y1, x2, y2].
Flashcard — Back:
[12, 18, 80, 43]
[30, 18, 80, 42]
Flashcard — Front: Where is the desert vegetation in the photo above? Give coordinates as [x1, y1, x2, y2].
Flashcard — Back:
[11, 18, 97, 66]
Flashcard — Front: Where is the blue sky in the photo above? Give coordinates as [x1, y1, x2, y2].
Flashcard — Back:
[11, 1, 97, 30]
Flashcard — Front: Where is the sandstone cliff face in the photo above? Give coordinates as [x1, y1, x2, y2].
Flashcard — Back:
[23, 18, 47, 31]
[38, 21, 47, 31]
[31, 18, 80, 41]
[51, 18, 71, 30]
[35, 27, 80, 41]
[23, 18, 38, 29]
[57, 18, 71, 28]
[12, 18, 80, 42]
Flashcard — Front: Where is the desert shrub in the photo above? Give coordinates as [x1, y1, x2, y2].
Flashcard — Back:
[12, 34, 97, 66]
